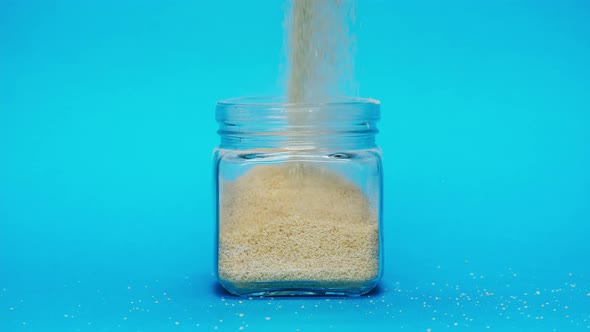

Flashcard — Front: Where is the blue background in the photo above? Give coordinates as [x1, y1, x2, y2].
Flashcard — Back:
[1, 0, 589, 331]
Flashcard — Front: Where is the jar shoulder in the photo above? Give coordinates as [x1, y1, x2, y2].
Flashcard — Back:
[214, 147, 382, 163]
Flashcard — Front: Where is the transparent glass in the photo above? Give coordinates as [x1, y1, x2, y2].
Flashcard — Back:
[214, 97, 383, 296]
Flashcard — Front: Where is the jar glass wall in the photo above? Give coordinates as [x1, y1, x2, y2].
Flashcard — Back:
[214, 97, 382, 296]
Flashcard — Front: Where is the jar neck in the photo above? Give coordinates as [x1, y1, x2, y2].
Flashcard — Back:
[219, 132, 377, 151]
[216, 97, 380, 150]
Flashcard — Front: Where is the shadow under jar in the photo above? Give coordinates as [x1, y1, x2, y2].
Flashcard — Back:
[213, 97, 383, 296]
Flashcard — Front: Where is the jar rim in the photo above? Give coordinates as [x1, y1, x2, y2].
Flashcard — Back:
[216, 95, 380, 125]
[217, 96, 380, 108]
[216, 96, 380, 149]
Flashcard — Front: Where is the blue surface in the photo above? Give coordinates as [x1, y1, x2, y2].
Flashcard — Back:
[1, 0, 589, 331]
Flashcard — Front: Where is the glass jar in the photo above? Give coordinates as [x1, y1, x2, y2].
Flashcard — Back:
[214, 97, 382, 296]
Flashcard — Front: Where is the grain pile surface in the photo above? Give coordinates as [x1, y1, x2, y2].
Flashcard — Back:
[218, 163, 379, 283]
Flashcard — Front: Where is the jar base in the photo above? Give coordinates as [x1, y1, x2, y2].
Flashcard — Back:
[218, 279, 379, 297]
